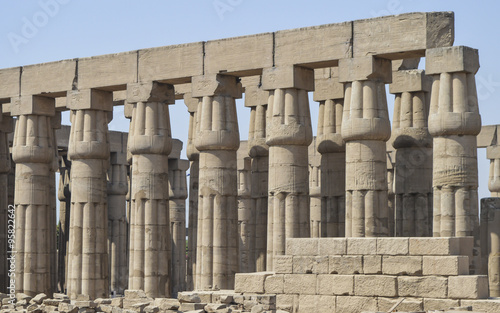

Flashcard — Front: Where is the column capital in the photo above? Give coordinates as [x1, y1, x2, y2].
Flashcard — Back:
[487, 145, 500, 160]
[389, 69, 432, 94]
[262, 65, 314, 91]
[127, 81, 175, 104]
[67, 89, 113, 111]
[191, 74, 242, 98]
[183, 92, 199, 113]
[339, 56, 392, 83]
[11, 95, 55, 117]
[426, 46, 479, 75]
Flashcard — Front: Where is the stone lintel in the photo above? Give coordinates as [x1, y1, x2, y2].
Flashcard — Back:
[389, 69, 432, 94]
[338, 56, 392, 83]
[11, 95, 56, 116]
[0, 115, 14, 133]
[262, 66, 315, 91]
[425, 46, 480, 75]
[126, 82, 175, 104]
[487, 145, 500, 159]
[313, 77, 344, 102]
[191, 74, 242, 98]
[183, 93, 199, 113]
[67, 89, 113, 111]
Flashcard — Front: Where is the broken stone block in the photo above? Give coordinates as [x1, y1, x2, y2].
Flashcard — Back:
[180, 302, 206, 311]
[153, 298, 180, 311]
[124, 291, 147, 300]
[58, 303, 78, 313]
[30, 294, 48, 305]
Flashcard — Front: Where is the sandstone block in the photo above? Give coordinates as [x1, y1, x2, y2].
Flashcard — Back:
[318, 238, 347, 256]
[297, 295, 335, 313]
[363, 255, 382, 274]
[316, 275, 354, 296]
[284, 274, 317, 295]
[180, 303, 206, 311]
[409, 237, 461, 255]
[354, 275, 397, 297]
[347, 238, 377, 255]
[448, 275, 489, 299]
[329, 256, 363, 274]
[0, 67, 20, 101]
[262, 66, 315, 91]
[423, 256, 469, 276]
[293, 256, 329, 274]
[426, 46, 480, 75]
[460, 299, 500, 313]
[111, 298, 124, 308]
[191, 74, 242, 98]
[153, 298, 180, 311]
[336, 296, 378, 313]
[67, 89, 114, 111]
[21, 60, 76, 96]
[377, 297, 423, 312]
[389, 69, 432, 94]
[264, 275, 284, 294]
[78, 51, 137, 90]
[11, 95, 55, 116]
[423, 298, 460, 311]
[276, 294, 298, 312]
[29, 294, 47, 305]
[398, 276, 448, 298]
[382, 256, 422, 275]
[58, 303, 78, 313]
[285, 238, 319, 256]
[235, 272, 273, 294]
[376, 237, 409, 255]
[313, 77, 344, 102]
[126, 82, 175, 104]
[338, 56, 392, 83]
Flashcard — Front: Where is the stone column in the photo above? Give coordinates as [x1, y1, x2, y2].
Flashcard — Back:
[387, 151, 396, 236]
[0, 114, 13, 293]
[49, 113, 60, 296]
[262, 66, 313, 270]
[339, 56, 392, 237]
[480, 198, 500, 296]
[488, 143, 500, 197]
[107, 152, 128, 295]
[66, 89, 112, 299]
[169, 158, 189, 296]
[237, 148, 253, 272]
[309, 138, 321, 238]
[426, 47, 481, 243]
[57, 153, 71, 293]
[184, 93, 199, 291]
[390, 67, 433, 237]
[12, 95, 56, 296]
[314, 67, 346, 237]
[193, 74, 240, 290]
[127, 82, 174, 298]
[245, 78, 269, 272]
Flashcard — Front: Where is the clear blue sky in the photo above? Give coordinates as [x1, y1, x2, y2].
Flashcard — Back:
[1, 1, 499, 203]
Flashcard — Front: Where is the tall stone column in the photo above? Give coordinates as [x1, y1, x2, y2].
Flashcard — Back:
[488, 143, 500, 197]
[66, 89, 112, 299]
[426, 47, 481, 240]
[107, 152, 128, 295]
[127, 82, 174, 298]
[0, 114, 13, 293]
[339, 56, 392, 237]
[262, 66, 313, 270]
[57, 153, 71, 293]
[237, 149, 253, 272]
[49, 113, 60, 296]
[309, 138, 321, 238]
[480, 198, 500, 296]
[169, 158, 189, 296]
[390, 67, 433, 237]
[193, 74, 240, 290]
[184, 93, 199, 291]
[12, 95, 56, 296]
[314, 67, 346, 237]
[245, 78, 269, 272]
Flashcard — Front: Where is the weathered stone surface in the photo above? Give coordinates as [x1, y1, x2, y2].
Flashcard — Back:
[284, 274, 317, 295]
[292, 256, 329, 274]
[460, 299, 500, 313]
[235, 272, 273, 294]
[316, 275, 354, 296]
[347, 238, 377, 255]
[398, 276, 448, 298]
[264, 275, 284, 294]
[336, 296, 377, 313]
[0, 67, 20, 101]
[363, 255, 382, 274]
[318, 238, 347, 256]
[78, 51, 137, 90]
[329, 256, 363, 274]
[376, 238, 409, 255]
[377, 297, 424, 312]
[21, 60, 76, 96]
[423, 298, 460, 311]
[297, 295, 335, 313]
[448, 275, 489, 299]
[423, 256, 469, 276]
[382, 256, 422, 275]
[354, 275, 397, 297]
[409, 237, 461, 255]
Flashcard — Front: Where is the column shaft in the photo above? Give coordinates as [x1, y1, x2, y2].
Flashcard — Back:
[0, 116, 12, 293]
[57, 154, 71, 293]
[237, 152, 253, 273]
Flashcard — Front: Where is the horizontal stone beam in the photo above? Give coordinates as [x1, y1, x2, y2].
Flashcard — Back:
[0, 12, 454, 112]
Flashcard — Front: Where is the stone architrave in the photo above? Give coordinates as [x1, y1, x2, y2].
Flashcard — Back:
[168, 158, 189, 296]
[192, 74, 241, 290]
[426, 47, 481, 241]
[262, 66, 313, 270]
[127, 82, 174, 298]
[339, 56, 392, 237]
[66, 89, 112, 299]
[390, 64, 433, 237]
[0, 115, 13, 293]
[12, 95, 57, 297]
[57, 153, 71, 293]
[107, 151, 128, 295]
[314, 67, 346, 237]
[184, 93, 199, 291]
[244, 77, 269, 272]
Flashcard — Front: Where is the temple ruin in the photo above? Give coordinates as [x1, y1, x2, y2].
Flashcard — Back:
[1, 10, 500, 313]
